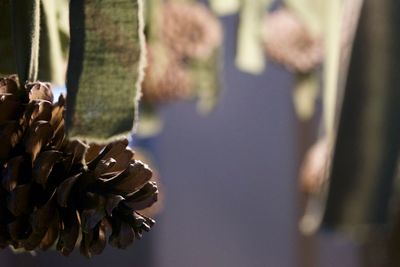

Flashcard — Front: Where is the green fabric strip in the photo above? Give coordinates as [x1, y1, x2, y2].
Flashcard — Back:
[11, 0, 41, 83]
[209, 0, 240, 16]
[144, 0, 162, 43]
[190, 49, 222, 114]
[38, 0, 68, 85]
[66, 0, 145, 142]
[293, 72, 319, 121]
[0, 1, 16, 77]
[323, 0, 400, 237]
[236, 0, 272, 74]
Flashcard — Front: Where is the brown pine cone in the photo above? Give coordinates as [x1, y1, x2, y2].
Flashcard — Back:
[162, 1, 222, 60]
[262, 9, 323, 73]
[0, 75, 158, 257]
[142, 44, 192, 104]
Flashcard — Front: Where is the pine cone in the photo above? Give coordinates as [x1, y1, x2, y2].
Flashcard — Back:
[142, 44, 192, 104]
[162, 1, 222, 60]
[0, 75, 158, 257]
[262, 9, 323, 73]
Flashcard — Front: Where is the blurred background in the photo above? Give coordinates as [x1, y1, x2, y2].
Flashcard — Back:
[0, 7, 361, 267]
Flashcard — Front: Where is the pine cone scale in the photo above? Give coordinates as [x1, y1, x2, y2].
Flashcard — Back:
[32, 150, 63, 186]
[57, 209, 80, 256]
[7, 183, 32, 216]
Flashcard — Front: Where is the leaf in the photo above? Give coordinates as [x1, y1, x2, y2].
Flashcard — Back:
[66, 0, 146, 141]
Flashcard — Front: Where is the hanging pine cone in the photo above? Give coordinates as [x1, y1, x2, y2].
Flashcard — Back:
[142, 44, 192, 104]
[162, 1, 222, 60]
[262, 9, 323, 73]
[0, 75, 158, 257]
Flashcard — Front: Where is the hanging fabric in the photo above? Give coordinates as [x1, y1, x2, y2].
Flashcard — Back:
[66, 0, 146, 142]
[322, 0, 400, 236]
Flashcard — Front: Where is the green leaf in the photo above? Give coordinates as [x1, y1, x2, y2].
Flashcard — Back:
[66, 0, 146, 141]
